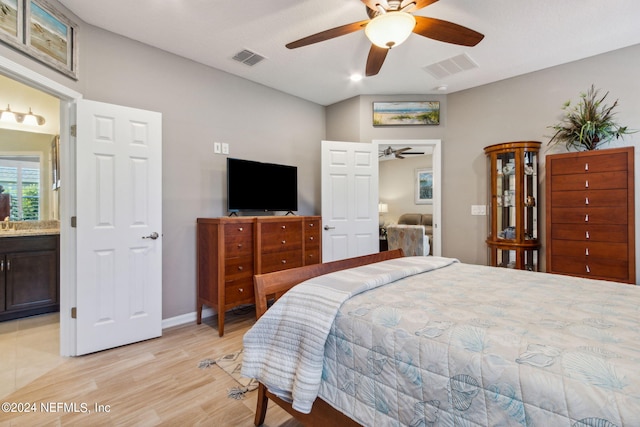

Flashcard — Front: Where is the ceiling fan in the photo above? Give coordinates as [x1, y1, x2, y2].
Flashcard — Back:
[379, 146, 425, 159]
[286, 0, 484, 77]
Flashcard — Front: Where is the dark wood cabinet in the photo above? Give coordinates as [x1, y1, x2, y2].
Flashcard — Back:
[0, 235, 60, 321]
[546, 147, 635, 283]
[485, 141, 541, 270]
[197, 216, 321, 336]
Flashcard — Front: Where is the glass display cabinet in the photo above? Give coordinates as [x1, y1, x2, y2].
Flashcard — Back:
[484, 141, 541, 270]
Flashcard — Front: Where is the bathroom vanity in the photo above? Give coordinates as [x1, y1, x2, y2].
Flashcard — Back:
[0, 225, 60, 321]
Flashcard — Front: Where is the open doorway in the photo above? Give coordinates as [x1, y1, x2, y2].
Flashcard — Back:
[0, 74, 62, 398]
[375, 139, 442, 256]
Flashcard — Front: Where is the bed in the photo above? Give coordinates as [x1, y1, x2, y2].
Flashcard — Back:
[242, 250, 640, 426]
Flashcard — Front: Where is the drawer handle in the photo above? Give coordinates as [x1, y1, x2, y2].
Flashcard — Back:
[585, 248, 589, 256]
[281, 225, 286, 229]
[0, 260, 3, 272]
[281, 240, 286, 244]
[6, 260, 9, 271]
[585, 197, 589, 205]
[238, 266, 243, 271]
[586, 265, 591, 273]
[309, 223, 314, 227]
[238, 227, 243, 231]
[586, 231, 590, 239]
[237, 243, 242, 249]
[585, 214, 589, 222]
[309, 236, 314, 241]
[281, 259, 287, 264]
[585, 180, 589, 188]
[238, 288, 243, 293]
[585, 163, 589, 171]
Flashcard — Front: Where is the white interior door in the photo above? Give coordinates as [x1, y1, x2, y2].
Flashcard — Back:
[321, 140, 379, 262]
[75, 99, 162, 355]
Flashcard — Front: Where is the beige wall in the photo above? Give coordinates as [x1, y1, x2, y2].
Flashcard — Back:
[0, 2, 325, 319]
[327, 44, 640, 275]
[2, 0, 640, 321]
[379, 154, 433, 226]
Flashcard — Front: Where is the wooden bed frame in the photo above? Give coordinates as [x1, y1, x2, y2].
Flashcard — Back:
[251, 249, 404, 427]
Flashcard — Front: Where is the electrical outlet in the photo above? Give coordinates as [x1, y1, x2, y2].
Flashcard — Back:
[214, 142, 221, 154]
[222, 143, 229, 155]
[471, 205, 486, 216]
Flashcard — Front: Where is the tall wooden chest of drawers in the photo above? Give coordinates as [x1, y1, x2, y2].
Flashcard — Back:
[197, 216, 321, 335]
[545, 147, 635, 283]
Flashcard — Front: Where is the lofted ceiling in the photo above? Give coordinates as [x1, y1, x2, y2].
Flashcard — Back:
[56, 0, 640, 106]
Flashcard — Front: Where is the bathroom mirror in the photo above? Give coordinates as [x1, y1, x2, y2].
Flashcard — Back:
[0, 129, 59, 221]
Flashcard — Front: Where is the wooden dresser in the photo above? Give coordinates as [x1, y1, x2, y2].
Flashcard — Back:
[197, 216, 321, 335]
[545, 147, 635, 283]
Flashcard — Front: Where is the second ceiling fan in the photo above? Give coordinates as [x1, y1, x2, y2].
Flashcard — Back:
[286, 0, 484, 77]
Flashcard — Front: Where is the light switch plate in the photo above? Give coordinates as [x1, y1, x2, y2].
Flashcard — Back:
[471, 205, 486, 215]
[214, 142, 221, 154]
[222, 143, 229, 155]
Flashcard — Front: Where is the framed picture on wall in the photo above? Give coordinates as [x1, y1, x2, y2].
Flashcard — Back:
[0, 0, 78, 79]
[25, 0, 78, 79]
[373, 101, 440, 126]
[415, 168, 433, 204]
[0, 0, 24, 49]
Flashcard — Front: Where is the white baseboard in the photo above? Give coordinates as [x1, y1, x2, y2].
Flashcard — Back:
[162, 307, 216, 329]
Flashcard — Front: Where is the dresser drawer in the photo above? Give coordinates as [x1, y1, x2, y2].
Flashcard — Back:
[224, 277, 255, 305]
[549, 151, 629, 175]
[304, 249, 321, 265]
[550, 239, 628, 259]
[550, 207, 627, 224]
[260, 250, 303, 273]
[550, 256, 630, 282]
[550, 171, 628, 191]
[550, 224, 628, 243]
[260, 222, 302, 252]
[224, 256, 254, 281]
[224, 223, 253, 257]
[550, 189, 627, 208]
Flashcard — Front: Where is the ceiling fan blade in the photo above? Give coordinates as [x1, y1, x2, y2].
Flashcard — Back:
[286, 20, 370, 49]
[413, 16, 484, 46]
[401, 0, 438, 12]
[395, 147, 412, 154]
[396, 154, 406, 159]
[404, 151, 425, 155]
[366, 45, 389, 76]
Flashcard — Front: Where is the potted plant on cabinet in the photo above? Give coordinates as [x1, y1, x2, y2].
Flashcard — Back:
[548, 84, 635, 151]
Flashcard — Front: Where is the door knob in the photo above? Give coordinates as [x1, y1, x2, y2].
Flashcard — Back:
[143, 232, 160, 240]
[324, 225, 335, 230]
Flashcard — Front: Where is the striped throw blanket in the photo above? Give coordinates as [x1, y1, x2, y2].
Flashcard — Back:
[241, 256, 458, 413]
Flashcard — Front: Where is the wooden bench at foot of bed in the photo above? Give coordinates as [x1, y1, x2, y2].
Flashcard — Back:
[252, 249, 404, 427]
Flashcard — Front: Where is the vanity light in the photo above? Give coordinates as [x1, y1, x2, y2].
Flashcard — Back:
[23, 108, 46, 126]
[0, 104, 45, 126]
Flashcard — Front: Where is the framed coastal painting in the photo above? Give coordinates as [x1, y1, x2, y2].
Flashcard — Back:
[0, 0, 24, 48]
[0, 0, 77, 79]
[373, 101, 440, 126]
[415, 168, 433, 204]
[25, 0, 78, 79]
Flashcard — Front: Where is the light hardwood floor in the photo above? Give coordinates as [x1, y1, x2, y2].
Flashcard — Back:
[0, 309, 301, 427]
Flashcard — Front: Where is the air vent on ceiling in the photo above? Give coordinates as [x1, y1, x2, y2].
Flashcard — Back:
[423, 53, 478, 80]
[232, 49, 266, 66]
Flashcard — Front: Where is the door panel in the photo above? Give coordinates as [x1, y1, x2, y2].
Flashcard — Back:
[321, 141, 378, 262]
[76, 99, 162, 355]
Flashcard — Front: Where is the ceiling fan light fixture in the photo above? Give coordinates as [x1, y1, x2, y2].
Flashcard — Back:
[365, 11, 416, 49]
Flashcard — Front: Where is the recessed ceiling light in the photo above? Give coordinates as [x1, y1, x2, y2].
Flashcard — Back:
[350, 73, 363, 82]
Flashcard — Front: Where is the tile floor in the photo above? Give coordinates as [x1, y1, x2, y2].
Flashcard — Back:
[0, 312, 63, 399]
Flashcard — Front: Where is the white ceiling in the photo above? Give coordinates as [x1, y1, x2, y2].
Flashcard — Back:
[57, 0, 640, 106]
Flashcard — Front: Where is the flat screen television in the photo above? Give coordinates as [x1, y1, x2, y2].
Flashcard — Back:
[227, 157, 298, 213]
